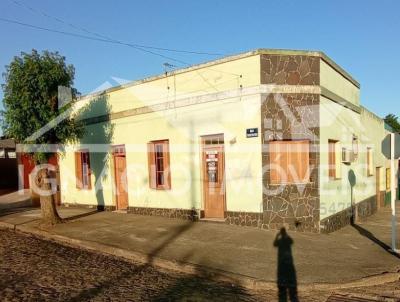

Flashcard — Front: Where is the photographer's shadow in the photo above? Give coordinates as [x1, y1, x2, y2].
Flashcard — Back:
[273, 227, 298, 302]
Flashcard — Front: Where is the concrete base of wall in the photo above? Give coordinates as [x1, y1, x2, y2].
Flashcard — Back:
[320, 195, 378, 233]
[62, 203, 116, 212]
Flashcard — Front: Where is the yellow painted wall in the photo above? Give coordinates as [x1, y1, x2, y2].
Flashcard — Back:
[74, 54, 261, 118]
[59, 50, 394, 222]
[59, 54, 264, 213]
[320, 60, 360, 106]
[360, 107, 396, 191]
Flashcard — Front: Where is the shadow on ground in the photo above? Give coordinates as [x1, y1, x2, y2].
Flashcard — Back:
[274, 227, 298, 302]
[351, 223, 400, 259]
[62, 210, 102, 222]
[0, 207, 35, 218]
[64, 220, 268, 301]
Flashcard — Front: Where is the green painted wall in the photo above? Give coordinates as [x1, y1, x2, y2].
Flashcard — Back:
[319, 98, 394, 220]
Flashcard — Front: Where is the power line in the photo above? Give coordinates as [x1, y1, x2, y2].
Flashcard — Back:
[0, 16, 243, 77]
[0, 16, 243, 94]
[8, 0, 225, 57]
[6, 0, 243, 77]
[0, 17, 195, 66]
[2, 1, 243, 92]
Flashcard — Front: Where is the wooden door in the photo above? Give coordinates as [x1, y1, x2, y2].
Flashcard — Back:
[113, 147, 128, 210]
[202, 135, 225, 219]
[20, 153, 35, 189]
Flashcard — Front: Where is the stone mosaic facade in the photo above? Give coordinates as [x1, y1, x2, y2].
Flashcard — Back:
[319, 207, 353, 234]
[261, 93, 320, 232]
[356, 196, 378, 222]
[128, 207, 199, 221]
[260, 54, 320, 85]
[225, 211, 262, 227]
[320, 196, 378, 233]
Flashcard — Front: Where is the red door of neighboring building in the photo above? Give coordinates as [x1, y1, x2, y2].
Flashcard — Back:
[19, 153, 60, 205]
[20, 153, 35, 189]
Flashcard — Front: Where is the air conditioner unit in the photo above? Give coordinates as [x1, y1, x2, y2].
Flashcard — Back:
[342, 147, 352, 164]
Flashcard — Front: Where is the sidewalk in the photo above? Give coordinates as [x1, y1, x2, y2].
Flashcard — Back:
[0, 204, 399, 288]
[0, 189, 31, 210]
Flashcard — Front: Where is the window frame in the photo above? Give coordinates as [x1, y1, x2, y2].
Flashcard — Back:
[147, 139, 171, 190]
[328, 139, 341, 180]
[7, 150, 16, 159]
[367, 147, 374, 177]
[386, 168, 391, 191]
[75, 149, 92, 190]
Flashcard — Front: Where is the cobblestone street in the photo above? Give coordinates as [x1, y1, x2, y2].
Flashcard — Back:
[1, 228, 399, 301]
[0, 229, 277, 301]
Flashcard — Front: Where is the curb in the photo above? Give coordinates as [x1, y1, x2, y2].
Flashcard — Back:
[0, 221, 399, 292]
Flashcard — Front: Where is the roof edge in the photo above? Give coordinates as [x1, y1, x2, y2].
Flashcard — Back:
[78, 48, 360, 100]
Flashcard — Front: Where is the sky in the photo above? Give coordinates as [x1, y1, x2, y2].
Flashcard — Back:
[0, 0, 399, 135]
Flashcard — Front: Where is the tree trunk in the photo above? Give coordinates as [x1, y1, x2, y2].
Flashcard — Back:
[37, 167, 62, 226]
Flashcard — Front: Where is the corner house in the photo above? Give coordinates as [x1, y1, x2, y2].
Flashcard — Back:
[58, 49, 398, 233]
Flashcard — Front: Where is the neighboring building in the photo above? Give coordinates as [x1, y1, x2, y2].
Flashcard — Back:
[56, 49, 398, 232]
[0, 136, 61, 204]
[17, 153, 61, 206]
[0, 137, 18, 192]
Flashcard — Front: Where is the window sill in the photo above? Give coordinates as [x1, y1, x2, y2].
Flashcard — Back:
[269, 182, 313, 186]
[151, 187, 171, 191]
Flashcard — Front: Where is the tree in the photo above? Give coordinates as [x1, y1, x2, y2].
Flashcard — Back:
[1, 50, 84, 226]
[384, 114, 400, 133]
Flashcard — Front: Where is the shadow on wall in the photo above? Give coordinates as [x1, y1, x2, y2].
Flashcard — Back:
[77, 94, 114, 209]
[274, 227, 298, 302]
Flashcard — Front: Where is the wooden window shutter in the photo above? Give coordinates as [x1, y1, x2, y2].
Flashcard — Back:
[270, 140, 309, 184]
[269, 142, 278, 184]
[85, 152, 92, 190]
[163, 140, 171, 189]
[292, 140, 309, 183]
[367, 148, 373, 176]
[75, 152, 83, 189]
[269, 141, 287, 184]
[334, 142, 342, 179]
[287, 141, 296, 183]
[386, 168, 391, 190]
[280, 142, 289, 183]
[147, 142, 156, 189]
[328, 140, 336, 179]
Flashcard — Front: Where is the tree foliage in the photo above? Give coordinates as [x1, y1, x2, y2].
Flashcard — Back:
[384, 114, 400, 133]
[1, 49, 84, 163]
